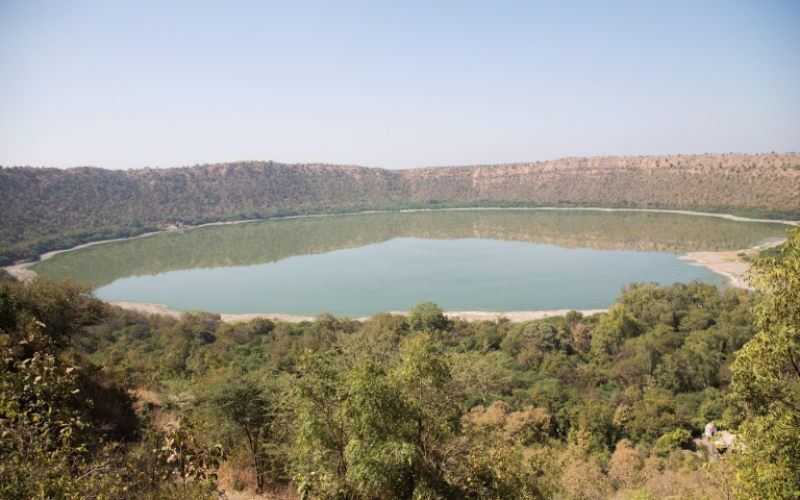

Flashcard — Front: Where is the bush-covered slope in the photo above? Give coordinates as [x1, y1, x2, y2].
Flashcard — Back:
[2, 228, 799, 498]
[2, 153, 799, 263]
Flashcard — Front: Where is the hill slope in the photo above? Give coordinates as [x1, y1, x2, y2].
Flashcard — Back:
[1, 153, 798, 263]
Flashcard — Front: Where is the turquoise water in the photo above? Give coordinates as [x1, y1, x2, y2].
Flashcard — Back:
[95, 237, 725, 316]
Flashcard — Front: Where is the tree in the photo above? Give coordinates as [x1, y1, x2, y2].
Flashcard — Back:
[11, 277, 105, 348]
[198, 371, 285, 494]
[613, 389, 688, 444]
[0, 287, 133, 499]
[154, 419, 223, 500]
[0, 326, 92, 498]
[293, 336, 464, 500]
[293, 348, 351, 497]
[393, 334, 462, 495]
[590, 305, 642, 358]
[729, 225, 800, 498]
[408, 301, 453, 335]
[501, 321, 572, 358]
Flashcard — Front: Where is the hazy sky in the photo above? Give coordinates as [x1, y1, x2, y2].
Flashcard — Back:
[1, 1, 798, 170]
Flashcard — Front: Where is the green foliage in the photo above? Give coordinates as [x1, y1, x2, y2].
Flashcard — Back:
[0, 304, 138, 499]
[451, 350, 519, 405]
[408, 301, 453, 334]
[196, 371, 288, 493]
[293, 348, 350, 484]
[0, 283, 19, 330]
[502, 321, 572, 359]
[10, 277, 105, 348]
[612, 388, 690, 444]
[294, 335, 464, 499]
[729, 225, 800, 498]
[0, 273, 778, 498]
[458, 442, 548, 500]
[654, 428, 692, 455]
[590, 304, 642, 358]
[740, 244, 785, 263]
[154, 419, 223, 499]
[0, 330, 92, 498]
[566, 399, 616, 453]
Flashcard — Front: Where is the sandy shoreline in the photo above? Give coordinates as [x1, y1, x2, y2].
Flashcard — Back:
[679, 251, 752, 289]
[679, 237, 786, 290]
[107, 301, 608, 324]
[2, 230, 164, 280]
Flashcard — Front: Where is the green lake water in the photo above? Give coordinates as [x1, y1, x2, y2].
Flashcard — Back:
[31, 210, 789, 316]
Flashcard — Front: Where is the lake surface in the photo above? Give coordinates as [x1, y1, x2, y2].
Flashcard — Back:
[31, 210, 789, 316]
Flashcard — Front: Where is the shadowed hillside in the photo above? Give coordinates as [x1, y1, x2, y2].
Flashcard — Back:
[2, 153, 798, 263]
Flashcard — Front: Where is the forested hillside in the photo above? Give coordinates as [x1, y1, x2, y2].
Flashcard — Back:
[1, 153, 799, 264]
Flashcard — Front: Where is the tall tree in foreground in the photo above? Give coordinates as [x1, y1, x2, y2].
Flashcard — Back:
[730, 225, 800, 498]
[293, 333, 463, 500]
[198, 371, 287, 495]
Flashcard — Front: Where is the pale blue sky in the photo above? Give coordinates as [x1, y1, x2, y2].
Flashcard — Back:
[1, 0, 798, 170]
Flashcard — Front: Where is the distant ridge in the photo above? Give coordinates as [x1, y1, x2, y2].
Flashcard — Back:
[1, 153, 798, 264]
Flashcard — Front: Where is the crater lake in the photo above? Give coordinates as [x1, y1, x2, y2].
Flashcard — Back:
[30, 209, 789, 317]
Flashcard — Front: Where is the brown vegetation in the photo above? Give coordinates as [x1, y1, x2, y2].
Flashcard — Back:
[1, 153, 798, 263]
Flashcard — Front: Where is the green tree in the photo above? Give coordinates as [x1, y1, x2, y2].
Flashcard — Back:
[11, 277, 105, 348]
[590, 305, 641, 358]
[408, 301, 453, 335]
[501, 321, 572, 361]
[198, 371, 286, 494]
[154, 419, 223, 500]
[293, 335, 464, 499]
[0, 327, 91, 498]
[393, 334, 462, 496]
[293, 348, 351, 496]
[614, 389, 689, 443]
[654, 428, 692, 456]
[729, 225, 800, 498]
[0, 306, 134, 499]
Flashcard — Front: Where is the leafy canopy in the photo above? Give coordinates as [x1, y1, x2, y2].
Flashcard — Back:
[730, 225, 800, 498]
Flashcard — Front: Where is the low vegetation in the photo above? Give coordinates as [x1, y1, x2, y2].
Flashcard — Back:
[2, 225, 798, 499]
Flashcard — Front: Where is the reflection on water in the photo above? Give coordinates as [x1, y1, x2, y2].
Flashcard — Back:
[31, 210, 788, 315]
